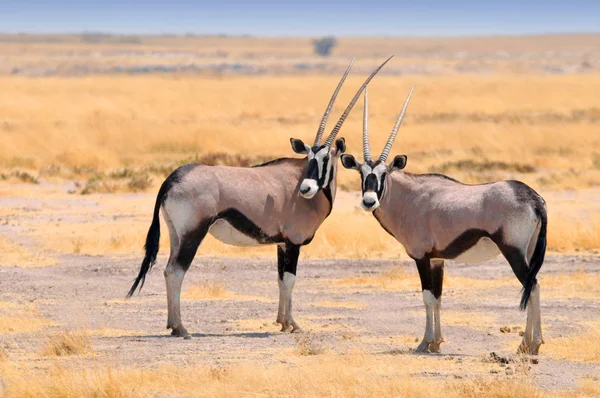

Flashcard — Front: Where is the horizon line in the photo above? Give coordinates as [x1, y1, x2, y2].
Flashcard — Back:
[0, 31, 599, 39]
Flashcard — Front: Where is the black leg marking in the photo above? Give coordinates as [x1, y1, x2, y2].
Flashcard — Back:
[495, 242, 529, 287]
[277, 245, 285, 281]
[415, 256, 432, 292]
[278, 243, 300, 279]
[415, 256, 444, 299]
[431, 261, 444, 299]
[176, 220, 212, 270]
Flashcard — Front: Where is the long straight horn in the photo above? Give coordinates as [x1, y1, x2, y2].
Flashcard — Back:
[314, 58, 355, 146]
[363, 88, 371, 161]
[379, 85, 415, 162]
[323, 55, 394, 147]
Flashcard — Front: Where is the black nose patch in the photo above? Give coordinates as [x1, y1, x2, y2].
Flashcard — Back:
[364, 174, 378, 192]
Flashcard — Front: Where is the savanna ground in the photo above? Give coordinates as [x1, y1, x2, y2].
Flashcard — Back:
[0, 34, 599, 397]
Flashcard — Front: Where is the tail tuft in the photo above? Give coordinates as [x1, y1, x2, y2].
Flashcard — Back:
[520, 205, 547, 310]
[126, 180, 170, 297]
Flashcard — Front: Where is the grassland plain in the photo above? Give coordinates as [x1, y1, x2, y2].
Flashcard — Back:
[1, 35, 600, 397]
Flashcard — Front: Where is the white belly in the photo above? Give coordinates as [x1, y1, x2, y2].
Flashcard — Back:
[452, 237, 500, 264]
[209, 219, 263, 247]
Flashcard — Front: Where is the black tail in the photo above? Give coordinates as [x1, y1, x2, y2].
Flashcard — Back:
[520, 205, 547, 310]
[126, 181, 170, 297]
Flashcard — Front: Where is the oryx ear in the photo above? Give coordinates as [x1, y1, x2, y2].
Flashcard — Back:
[290, 138, 309, 154]
[341, 154, 359, 170]
[334, 137, 346, 156]
[389, 155, 407, 172]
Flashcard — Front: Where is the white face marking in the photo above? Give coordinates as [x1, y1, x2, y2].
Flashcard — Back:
[359, 163, 387, 211]
[360, 164, 372, 191]
[315, 147, 329, 182]
[372, 164, 387, 191]
[300, 147, 331, 199]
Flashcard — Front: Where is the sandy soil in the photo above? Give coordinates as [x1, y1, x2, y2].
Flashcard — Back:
[0, 185, 599, 393]
[0, 252, 599, 391]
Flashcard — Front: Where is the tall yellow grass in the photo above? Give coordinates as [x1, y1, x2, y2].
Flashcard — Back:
[2, 74, 600, 190]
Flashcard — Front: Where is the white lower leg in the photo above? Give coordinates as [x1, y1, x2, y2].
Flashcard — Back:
[164, 265, 189, 337]
[519, 295, 534, 353]
[276, 277, 286, 326]
[431, 296, 444, 352]
[283, 272, 301, 332]
[530, 283, 543, 354]
[416, 290, 435, 352]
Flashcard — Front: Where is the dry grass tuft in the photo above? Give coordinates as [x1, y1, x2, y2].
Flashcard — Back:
[295, 333, 327, 356]
[42, 331, 92, 356]
[544, 327, 600, 363]
[184, 281, 234, 300]
[0, 236, 57, 267]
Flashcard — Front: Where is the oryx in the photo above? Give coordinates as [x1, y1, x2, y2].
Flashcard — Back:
[127, 57, 393, 338]
[341, 87, 547, 354]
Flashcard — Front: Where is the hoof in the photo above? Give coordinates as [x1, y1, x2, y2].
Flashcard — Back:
[280, 324, 293, 333]
[170, 326, 191, 338]
[429, 342, 442, 353]
[414, 341, 432, 354]
[290, 326, 302, 334]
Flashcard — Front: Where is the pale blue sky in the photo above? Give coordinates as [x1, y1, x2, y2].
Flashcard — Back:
[0, 0, 598, 36]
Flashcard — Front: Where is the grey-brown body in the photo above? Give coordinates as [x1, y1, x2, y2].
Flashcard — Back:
[166, 159, 333, 248]
[127, 57, 393, 338]
[342, 87, 547, 355]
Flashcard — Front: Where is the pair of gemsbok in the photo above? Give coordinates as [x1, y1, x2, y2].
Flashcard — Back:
[128, 56, 546, 355]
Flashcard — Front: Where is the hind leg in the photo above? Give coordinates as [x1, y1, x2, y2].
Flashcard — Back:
[164, 218, 210, 339]
[497, 239, 541, 354]
[276, 243, 301, 333]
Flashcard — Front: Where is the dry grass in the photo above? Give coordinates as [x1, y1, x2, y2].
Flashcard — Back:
[1, 73, 600, 192]
[42, 331, 92, 356]
[541, 271, 600, 299]
[0, 303, 54, 334]
[0, 236, 57, 267]
[545, 327, 600, 363]
[0, 350, 554, 397]
[183, 281, 234, 300]
[294, 333, 327, 356]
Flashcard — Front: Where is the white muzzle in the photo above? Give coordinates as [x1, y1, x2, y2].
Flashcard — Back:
[361, 191, 380, 211]
[299, 179, 319, 199]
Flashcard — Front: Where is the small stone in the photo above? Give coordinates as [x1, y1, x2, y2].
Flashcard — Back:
[531, 358, 539, 365]
[519, 331, 525, 337]
[490, 369, 500, 374]
[500, 326, 511, 333]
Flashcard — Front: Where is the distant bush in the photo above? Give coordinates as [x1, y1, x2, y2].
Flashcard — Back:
[313, 36, 337, 57]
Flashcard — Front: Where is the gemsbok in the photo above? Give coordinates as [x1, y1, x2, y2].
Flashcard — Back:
[341, 87, 547, 354]
[127, 57, 393, 338]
